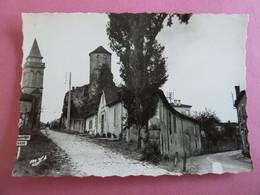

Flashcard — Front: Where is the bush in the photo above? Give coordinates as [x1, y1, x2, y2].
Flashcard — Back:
[50, 120, 60, 130]
[141, 142, 161, 164]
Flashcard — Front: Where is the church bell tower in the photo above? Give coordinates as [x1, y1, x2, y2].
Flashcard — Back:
[21, 39, 45, 128]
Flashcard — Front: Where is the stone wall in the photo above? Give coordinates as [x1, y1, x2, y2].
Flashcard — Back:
[89, 53, 111, 84]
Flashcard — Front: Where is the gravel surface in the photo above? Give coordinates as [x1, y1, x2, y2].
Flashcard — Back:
[42, 130, 174, 177]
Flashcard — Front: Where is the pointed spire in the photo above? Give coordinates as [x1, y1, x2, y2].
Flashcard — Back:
[27, 39, 43, 59]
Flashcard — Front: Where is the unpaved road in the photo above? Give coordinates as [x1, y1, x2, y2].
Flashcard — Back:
[43, 130, 174, 177]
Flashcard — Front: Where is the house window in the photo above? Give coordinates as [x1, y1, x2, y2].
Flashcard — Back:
[89, 120, 93, 129]
[173, 116, 177, 133]
[186, 110, 190, 116]
[160, 105, 163, 121]
[169, 111, 172, 134]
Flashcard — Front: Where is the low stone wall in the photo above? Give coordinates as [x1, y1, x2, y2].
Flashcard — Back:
[202, 137, 241, 154]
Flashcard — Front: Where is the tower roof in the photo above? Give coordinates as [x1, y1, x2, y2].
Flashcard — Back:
[27, 39, 43, 59]
[89, 46, 112, 56]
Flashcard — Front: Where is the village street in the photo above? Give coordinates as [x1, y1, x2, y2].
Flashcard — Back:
[41, 130, 175, 177]
[186, 150, 253, 175]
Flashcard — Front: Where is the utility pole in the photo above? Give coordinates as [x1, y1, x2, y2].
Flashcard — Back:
[66, 72, 71, 130]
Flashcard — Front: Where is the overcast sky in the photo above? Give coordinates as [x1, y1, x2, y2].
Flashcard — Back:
[22, 13, 248, 123]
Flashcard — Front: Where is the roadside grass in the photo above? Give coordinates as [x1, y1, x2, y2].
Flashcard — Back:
[13, 129, 73, 177]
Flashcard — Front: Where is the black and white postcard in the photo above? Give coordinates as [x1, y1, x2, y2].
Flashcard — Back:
[13, 13, 253, 177]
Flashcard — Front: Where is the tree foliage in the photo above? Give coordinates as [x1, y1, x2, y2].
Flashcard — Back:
[106, 13, 192, 148]
[98, 63, 114, 89]
[193, 108, 221, 145]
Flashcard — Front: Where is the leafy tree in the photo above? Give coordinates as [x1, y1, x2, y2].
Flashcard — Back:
[193, 108, 221, 145]
[106, 13, 192, 149]
[98, 63, 114, 89]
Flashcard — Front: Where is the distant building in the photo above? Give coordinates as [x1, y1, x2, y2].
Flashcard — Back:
[170, 100, 192, 116]
[20, 39, 45, 129]
[234, 86, 250, 157]
[61, 46, 113, 133]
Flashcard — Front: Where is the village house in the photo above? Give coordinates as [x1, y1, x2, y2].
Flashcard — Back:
[125, 90, 202, 159]
[61, 45, 202, 160]
[234, 86, 250, 157]
[156, 90, 202, 158]
[170, 100, 192, 116]
[84, 83, 126, 138]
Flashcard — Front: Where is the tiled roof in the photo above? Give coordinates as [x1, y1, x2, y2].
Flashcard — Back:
[89, 46, 112, 55]
[103, 82, 121, 106]
[82, 94, 101, 119]
[171, 103, 192, 108]
[158, 90, 199, 123]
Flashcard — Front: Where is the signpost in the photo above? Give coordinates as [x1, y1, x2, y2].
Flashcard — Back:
[17, 135, 31, 141]
[17, 140, 28, 146]
[16, 135, 31, 159]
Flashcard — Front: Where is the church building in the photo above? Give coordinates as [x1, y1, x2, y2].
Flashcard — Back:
[20, 39, 45, 129]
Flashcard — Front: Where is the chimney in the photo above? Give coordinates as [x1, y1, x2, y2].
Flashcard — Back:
[235, 86, 240, 99]
[178, 100, 181, 106]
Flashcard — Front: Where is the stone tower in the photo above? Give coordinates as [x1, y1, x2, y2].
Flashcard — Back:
[21, 39, 45, 128]
[89, 46, 111, 97]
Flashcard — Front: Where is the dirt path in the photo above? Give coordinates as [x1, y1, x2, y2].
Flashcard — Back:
[43, 130, 174, 177]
